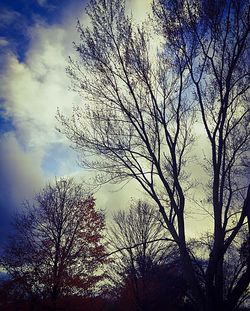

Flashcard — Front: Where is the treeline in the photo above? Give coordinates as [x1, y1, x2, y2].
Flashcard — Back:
[0, 178, 248, 310]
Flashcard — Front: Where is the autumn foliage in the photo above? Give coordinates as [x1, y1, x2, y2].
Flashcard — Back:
[0, 178, 106, 303]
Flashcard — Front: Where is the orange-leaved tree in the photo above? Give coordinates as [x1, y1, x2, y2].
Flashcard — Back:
[1, 178, 106, 301]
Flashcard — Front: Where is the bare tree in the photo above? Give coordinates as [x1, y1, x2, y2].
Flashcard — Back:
[153, 0, 250, 309]
[1, 178, 106, 301]
[58, 0, 250, 310]
[106, 200, 176, 310]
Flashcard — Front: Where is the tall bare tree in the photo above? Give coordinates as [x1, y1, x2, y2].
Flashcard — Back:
[58, 0, 250, 309]
[1, 178, 106, 301]
[153, 0, 250, 309]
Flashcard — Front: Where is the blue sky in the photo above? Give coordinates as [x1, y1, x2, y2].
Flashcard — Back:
[0, 0, 85, 63]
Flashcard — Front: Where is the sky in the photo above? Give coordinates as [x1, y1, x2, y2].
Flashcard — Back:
[0, 0, 211, 250]
[0, 0, 81, 244]
[0, 0, 154, 246]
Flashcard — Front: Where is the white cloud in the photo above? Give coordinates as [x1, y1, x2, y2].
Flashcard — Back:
[36, 0, 57, 10]
[0, 19, 83, 149]
[127, 0, 152, 21]
[0, 37, 8, 47]
[95, 180, 145, 216]
[37, 0, 47, 6]
[0, 1, 143, 214]
[0, 9, 21, 26]
[0, 132, 44, 207]
[0, 132, 46, 245]
[0, 6, 83, 214]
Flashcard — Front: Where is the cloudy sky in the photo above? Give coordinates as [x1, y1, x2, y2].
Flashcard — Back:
[0, 0, 211, 249]
[0, 0, 154, 245]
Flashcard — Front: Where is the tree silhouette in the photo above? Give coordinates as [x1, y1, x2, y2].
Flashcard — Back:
[58, 0, 250, 310]
[106, 201, 177, 310]
[1, 178, 106, 302]
[102, 200, 190, 311]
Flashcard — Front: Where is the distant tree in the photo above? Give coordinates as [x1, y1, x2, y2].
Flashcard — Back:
[0, 178, 106, 302]
[106, 201, 182, 311]
[117, 262, 188, 311]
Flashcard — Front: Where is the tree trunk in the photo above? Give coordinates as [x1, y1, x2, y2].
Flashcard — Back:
[179, 245, 205, 310]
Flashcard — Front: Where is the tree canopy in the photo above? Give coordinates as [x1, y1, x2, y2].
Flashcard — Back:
[1, 178, 106, 301]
